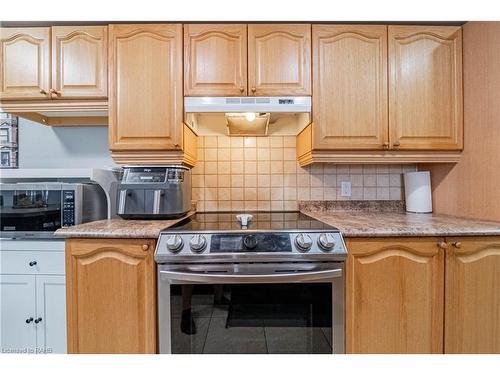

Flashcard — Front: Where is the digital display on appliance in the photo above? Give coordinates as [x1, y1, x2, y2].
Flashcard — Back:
[210, 234, 292, 253]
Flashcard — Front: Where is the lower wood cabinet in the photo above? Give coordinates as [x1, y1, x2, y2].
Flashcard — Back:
[346, 237, 445, 354]
[444, 237, 500, 353]
[65, 238, 157, 354]
[346, 236, 500, 354]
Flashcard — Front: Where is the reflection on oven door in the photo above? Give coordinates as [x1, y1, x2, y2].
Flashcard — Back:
[169, 283, 333, 354]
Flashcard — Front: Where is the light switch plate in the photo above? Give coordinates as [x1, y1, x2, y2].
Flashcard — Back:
[341, 181, 351, 197]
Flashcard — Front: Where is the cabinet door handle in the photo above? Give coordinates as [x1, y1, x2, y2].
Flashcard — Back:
[39, 89, 47, 95]
[393, 141, 401, 147]
[29, 260, 37, 267]
[383, 142, 389, 149]
[49, 89, 61, 97]
[142, 244, 149, 251]
[437, 241, 448, 249]
[34, 317, 43, 324]
[251, 87, 256, 93]
[239, 85, 244, 93]
[25, 317, 34, 324]
[453, 241, 462, 248]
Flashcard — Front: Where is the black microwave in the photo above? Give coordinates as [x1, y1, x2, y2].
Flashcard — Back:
[0, 182, 107, 238]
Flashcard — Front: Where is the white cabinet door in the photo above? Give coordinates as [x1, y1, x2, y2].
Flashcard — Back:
[0, 274, 37, 353]
[35, 275, 66, 353]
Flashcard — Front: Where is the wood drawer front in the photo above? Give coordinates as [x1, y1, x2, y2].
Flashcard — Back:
[0, 251, 65, 275]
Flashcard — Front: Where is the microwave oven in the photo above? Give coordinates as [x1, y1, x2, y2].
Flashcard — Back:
[0, 182, 107, 238]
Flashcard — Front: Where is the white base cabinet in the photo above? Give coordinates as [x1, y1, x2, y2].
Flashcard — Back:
[0, 240, 66, 354]
[0, 275, 37, 352]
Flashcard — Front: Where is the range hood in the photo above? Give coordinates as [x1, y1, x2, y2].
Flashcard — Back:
[184, 96, 311, 137]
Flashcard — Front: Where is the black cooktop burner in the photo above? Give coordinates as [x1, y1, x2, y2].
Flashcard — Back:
[167, 211, 337, 231]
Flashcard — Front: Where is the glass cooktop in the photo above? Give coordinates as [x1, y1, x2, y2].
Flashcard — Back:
[167, 211, 337, 232]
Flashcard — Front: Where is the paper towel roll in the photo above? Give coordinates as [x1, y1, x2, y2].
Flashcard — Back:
[404, 171, 432, 213]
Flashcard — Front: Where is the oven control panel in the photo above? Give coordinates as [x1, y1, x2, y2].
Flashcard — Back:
[155, 231, 347, 262]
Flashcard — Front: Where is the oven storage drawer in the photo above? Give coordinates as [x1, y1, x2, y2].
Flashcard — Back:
[0, 250, 65, 275]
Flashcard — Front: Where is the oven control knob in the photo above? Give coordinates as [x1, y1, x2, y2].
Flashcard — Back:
[295, 233, 313, 252]
[243, 234, 257, 249]
[189, 234, 207, 253]
[318, 233, 336, 251]
[165, 235, 183, 253]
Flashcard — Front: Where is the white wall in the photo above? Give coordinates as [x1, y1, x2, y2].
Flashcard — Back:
[18, 118, 116, 169]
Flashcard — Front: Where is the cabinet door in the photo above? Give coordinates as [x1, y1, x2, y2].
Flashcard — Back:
[35, 275, 66, 354]
[0, 27, 50, 100]
[184, 24, 247, 96]
[445, 237, 500, 353]
[66, 238, 156, 354]
[51, 26, 107, 99]
[248, 24, 311, 96]
[0, 274, 36, 352]
[346, 238, 444, 353]
[388, 26, 463, 150]
[109, 24, 182, 151]
[312, 25, 388, 150]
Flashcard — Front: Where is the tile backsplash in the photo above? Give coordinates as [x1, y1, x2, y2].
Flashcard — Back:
[191, 135, 416, 212]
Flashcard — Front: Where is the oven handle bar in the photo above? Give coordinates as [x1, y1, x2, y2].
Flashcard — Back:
[159, 268, 342, 284]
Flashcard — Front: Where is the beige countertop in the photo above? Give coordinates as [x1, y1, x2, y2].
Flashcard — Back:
[54, 201, 500, 239]
[301, 209, 500, 238]
[54, 211, 195, 239]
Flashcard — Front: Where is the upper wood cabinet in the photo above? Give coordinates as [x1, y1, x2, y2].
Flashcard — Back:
[51, 26, 107, 99]
[312, 25, 388, 150]
[346, 237, 444, 354]
[388, 26, 463, 150]
[248, 24, 311, 96]
[184, 24, 311, 97]
[184, 24, 247, 96]
[445, 237, 500, 353]
[108, 24, 183, 152]
[0, 27, 50, 100]
[66, 238, 157, 354]
[0, 26, 108, 101]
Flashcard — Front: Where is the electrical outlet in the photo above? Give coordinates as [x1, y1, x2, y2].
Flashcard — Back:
[341, 181, 352, 197]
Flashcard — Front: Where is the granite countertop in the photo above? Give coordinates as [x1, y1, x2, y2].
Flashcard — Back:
[299, 201, 500, 237]
[54, 201, 500, 239]
[54, 211, 195, 239]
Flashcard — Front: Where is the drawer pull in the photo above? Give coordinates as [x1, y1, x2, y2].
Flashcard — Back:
[142, 244, 149, 251]
[29, 261, 37, 267]
[25, 317, 34, 324]
[34, 317, 43, 324]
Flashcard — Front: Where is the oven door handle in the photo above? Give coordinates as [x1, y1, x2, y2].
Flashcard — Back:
[159, 268, 342, 284]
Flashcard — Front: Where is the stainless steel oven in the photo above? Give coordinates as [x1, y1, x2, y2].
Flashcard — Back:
[155, 212, 347, 354]
[0, 182, 107, 238]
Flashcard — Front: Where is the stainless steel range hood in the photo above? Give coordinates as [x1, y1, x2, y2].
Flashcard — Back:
[184, 96, 311, 136]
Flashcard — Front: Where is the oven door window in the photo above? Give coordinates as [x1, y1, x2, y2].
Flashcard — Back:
[0, 190, 62, 232]
[169, 283, 332, 354]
